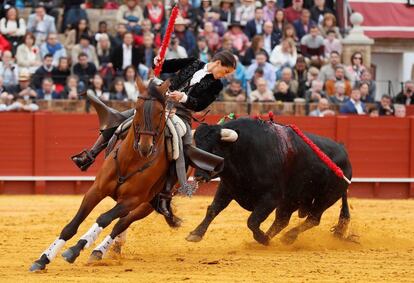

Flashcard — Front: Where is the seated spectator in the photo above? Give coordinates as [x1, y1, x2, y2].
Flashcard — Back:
[0, 6, 26, 53]
[340, 88, 367, 115]
[138, 33, 157, 69]
[219, 0, 235, 29]
[235, 0, 255, 26]
[318, 51, 346, 83]
[195, 0, 216, 30]
[0, 92, 39, 112]
[224, 21, 249, 56]
[73, 52, 98, 87]
[394, 80, 414, 105]
[36, 77, 60, 100]
[294, 55, 308, 97]
[284, 0, 303, 24]
[60, 75, 82, 99]
[248, 67, 264, 92]
[174, 16, 196, 56]
[305, 79, 326, 103]
[113, 23, 128, 48]
[133, 19, 154, 47]
[111, 32, 141, 74]
[222, 79, 246, 102]
[40, 32, 67, 66]
[359, 81, 374, 103]
[309, 97, 335, 117]
[242, 35, 268, 66]
[0, 50, 19, 88]
[270, 39, 297, 75]
[303, 66, 319, 92]
[244, 7, 264, 40]
[194, 36, 213, 63]
[263, 0, 277, 22]
[52, 57, 70, 93]
[95, 21, 116, 48]
[281, 23, 299, 45]
[251, 77, 274, 102]
[27, 4, 56, 45]
[329, 81, 349, 105]
[346, 51, 367, 84]
[368, 107, 379, 117]
[199, 21, 220, 52]
[165, 34, 188, 59]
[276, 67, 299, 96]
[0, 33, 11, 53]
[109, 77, 128, 101]
[310, 0, 333, 24]
[273, 9, 286, 39]
[96, 33, 113, 68]
[378, 94, 394, 116]
[360, 70, 377, 100]
[218, 35, 240, 57]
[325, 65, 352, 96]
[64, 19, 93, 54]
[32, 53, 54, 90]
[246, 51, 276, 90]
[87, 74, 109, 101]
[319, 13, 342, 39]
[262, 21, 280, 55]
[228, 55, 247, 90]
[15, 33, 41, 74]
[0, 76, 7, 94]
[323, 29, 342, 57]
[61, 1, 88, 32]
[143, 0, 165, 32]
[123, 65, 139, 101]
[9, 71, 37, 101]
[293, 9, 315, 40]
[116, 0, 144, 25]
[300, 25, 324, 60]
[394, 104, 406, 118]
[274, 80, 295, 102]
[71, 34, 99, 67]
[31, 0, 60, 27]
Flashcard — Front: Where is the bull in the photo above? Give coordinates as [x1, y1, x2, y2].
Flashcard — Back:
[186, 118, 352, 245]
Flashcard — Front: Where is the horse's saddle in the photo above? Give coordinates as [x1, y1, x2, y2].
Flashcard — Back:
[105, 113, 186, 163]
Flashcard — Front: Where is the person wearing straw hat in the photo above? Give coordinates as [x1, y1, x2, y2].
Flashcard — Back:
[173, 16, 196, 56]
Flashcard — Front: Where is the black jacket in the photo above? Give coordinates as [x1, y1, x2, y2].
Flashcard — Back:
[111, 45, 143, 72]
[159, 58, 223, 119]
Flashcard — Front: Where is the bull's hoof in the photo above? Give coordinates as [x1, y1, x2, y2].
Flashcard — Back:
[185, 232, 203, 242]
[62, 247, 79, 263]
[254, 233, 270, 246]
[281, 231, 297, 245]
[165, 215, 183, 229]
[88, 250, 103, 263]
[29, 254, 49, 272]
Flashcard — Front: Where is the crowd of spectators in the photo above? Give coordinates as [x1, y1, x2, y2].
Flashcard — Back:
[0, 0, 411, 117]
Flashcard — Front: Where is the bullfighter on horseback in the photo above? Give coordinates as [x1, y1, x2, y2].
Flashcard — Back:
[71, 50, 237, 219]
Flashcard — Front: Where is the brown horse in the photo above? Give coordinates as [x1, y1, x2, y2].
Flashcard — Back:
[30, 78, 171, 272]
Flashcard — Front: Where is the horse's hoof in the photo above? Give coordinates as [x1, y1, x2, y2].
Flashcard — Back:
[185, 233, 202, 242]
[62, 248, 78, 263]
[165, 215, 183, 229]
[254, 233, 270, 246]
[29, 262, 45, 272]
[88, 250, 103, 263]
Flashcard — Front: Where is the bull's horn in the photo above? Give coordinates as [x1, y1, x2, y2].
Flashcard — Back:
[220, 129, 238, 142]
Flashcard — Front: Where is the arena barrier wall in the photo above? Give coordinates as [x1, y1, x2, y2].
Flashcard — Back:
[1, 113, 414, 199]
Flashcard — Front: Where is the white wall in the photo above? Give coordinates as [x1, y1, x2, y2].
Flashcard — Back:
[402, 52, 414, 82]
[371, 53, 403, 100]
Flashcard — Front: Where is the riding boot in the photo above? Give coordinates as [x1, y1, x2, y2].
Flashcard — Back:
[156, 163, 176, 218]
[71, 128, 115, 171]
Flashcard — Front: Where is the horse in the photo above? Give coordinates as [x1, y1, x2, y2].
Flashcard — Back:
[30, 78, 172, 271]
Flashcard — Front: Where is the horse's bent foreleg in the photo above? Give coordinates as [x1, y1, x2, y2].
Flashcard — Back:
[89, 203, 154, 262]
[29, 187, 104, 272]
[62, 198, 140, 264]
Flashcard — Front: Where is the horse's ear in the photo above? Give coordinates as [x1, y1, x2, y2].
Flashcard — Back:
[157, 78, 171, 96]
[135, 76, 147, 94]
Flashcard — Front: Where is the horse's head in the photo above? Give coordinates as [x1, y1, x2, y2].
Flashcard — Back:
[133, 76, 170, 158]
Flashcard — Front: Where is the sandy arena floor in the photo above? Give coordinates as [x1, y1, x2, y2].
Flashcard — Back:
[0, 195, 413, 283]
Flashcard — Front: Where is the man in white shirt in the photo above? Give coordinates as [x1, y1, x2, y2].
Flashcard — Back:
[340, 88, 367, 115]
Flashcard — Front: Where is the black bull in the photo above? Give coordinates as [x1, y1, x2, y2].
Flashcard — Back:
[186, 118, 352, 245]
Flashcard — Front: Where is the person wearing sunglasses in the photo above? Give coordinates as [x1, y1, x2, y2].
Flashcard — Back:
[346, 51, 367, 84]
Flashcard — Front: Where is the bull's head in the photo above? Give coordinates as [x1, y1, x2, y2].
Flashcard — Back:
[193, 123, 239, 182]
